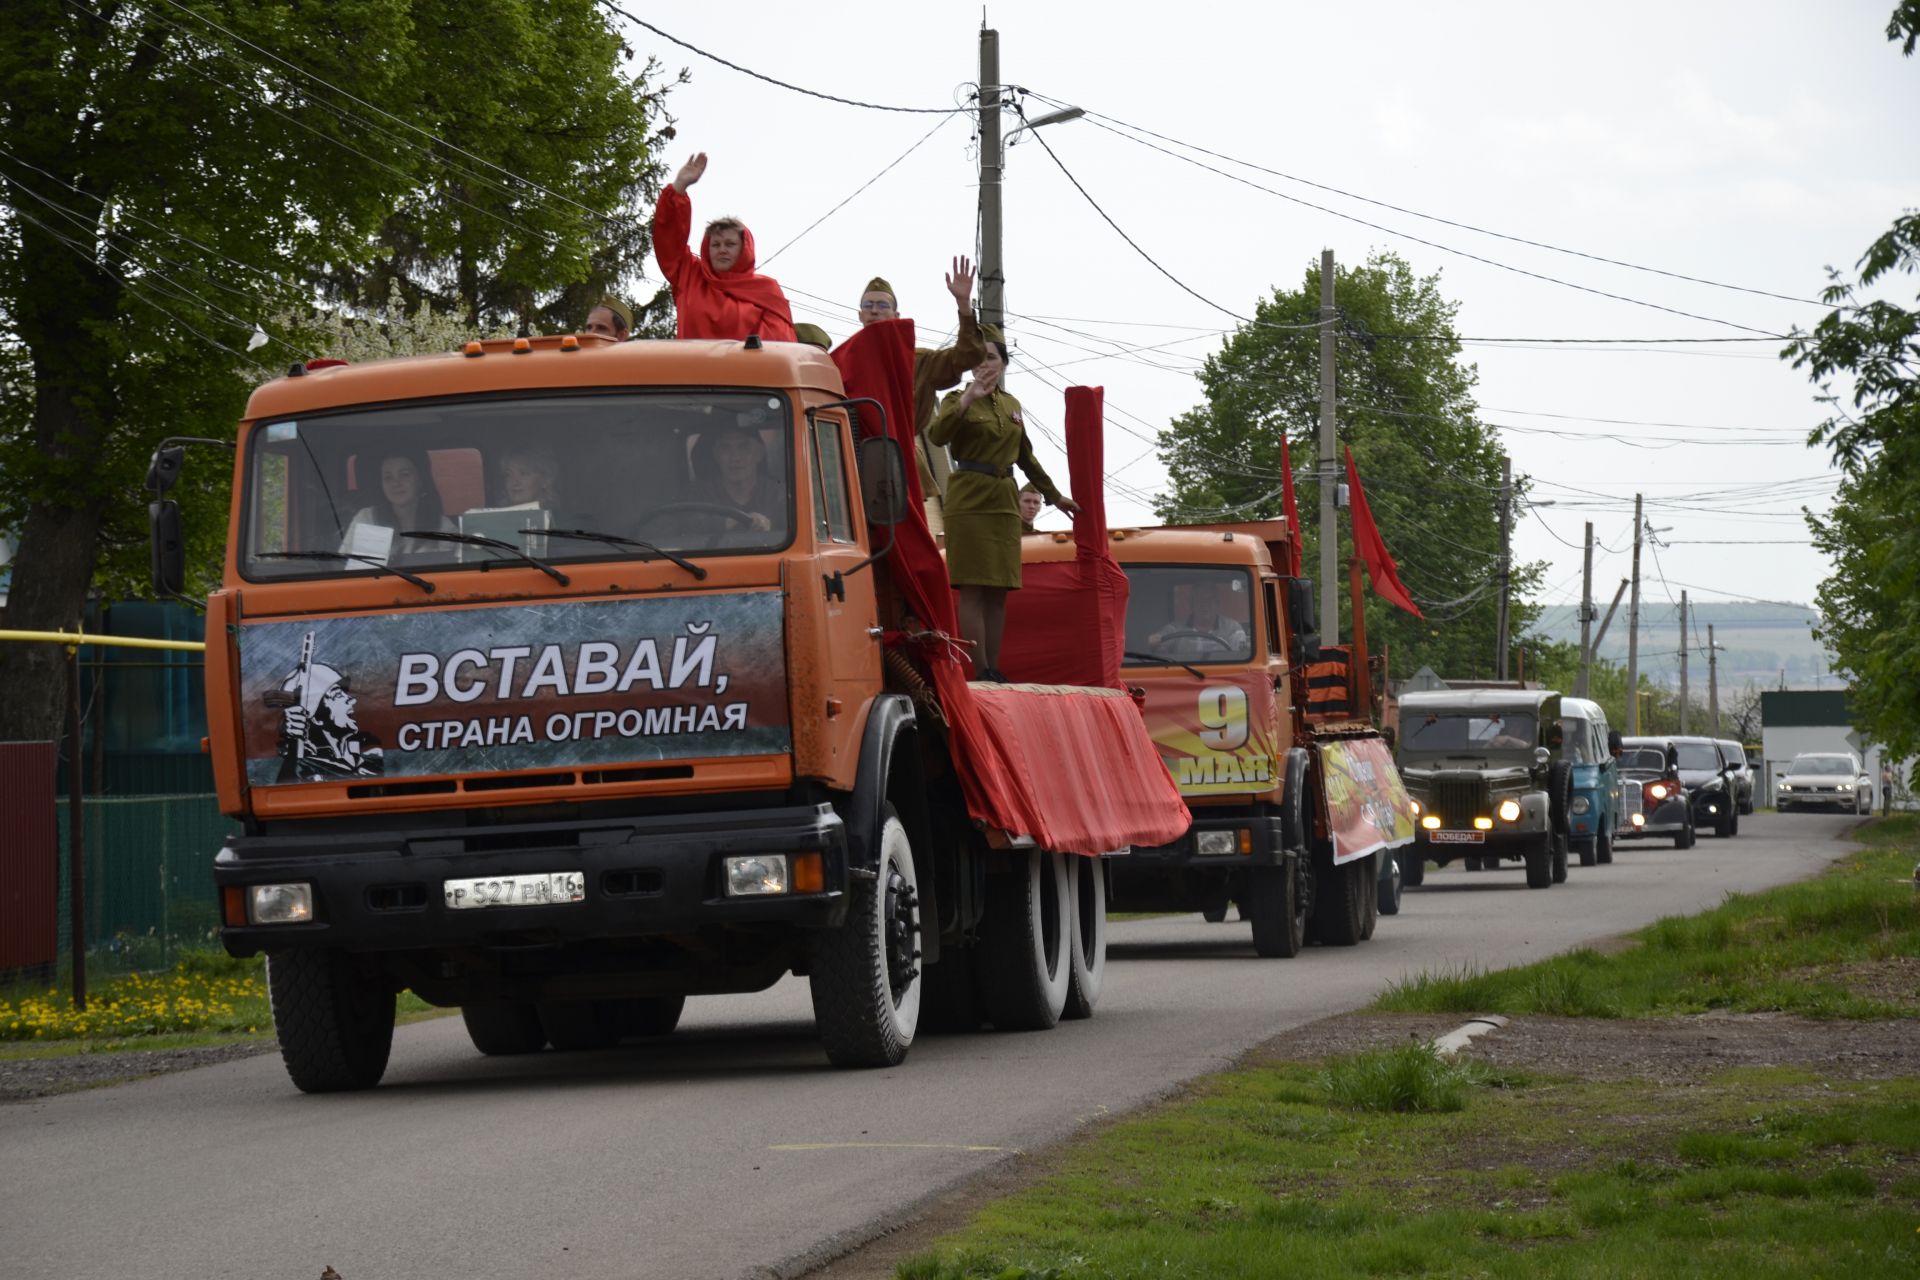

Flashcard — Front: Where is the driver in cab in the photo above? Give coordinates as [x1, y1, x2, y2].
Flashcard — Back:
[690, 423, 785, 536]
[1148, 580, 1249, 661]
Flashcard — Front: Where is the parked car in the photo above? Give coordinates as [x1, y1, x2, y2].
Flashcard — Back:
[1615, 737, 1695, 849]
[1716, 738, 1756, 815]
[1777, 752, 1874, 813]
[1396, 688, 1572, 889]
[1668, 735, 1741, 838]
[1560, 697, 1622, 867]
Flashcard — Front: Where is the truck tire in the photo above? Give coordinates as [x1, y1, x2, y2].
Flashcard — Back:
[461, 1002, 547, 1055]
[1377, 853, 1403, 917]
[539, 1000, 622, 1051]
[1247, 859, 1306, 958]
[1307, 851, 1367, 947]
[611, 996, 686, 1038]
[1201, 903, 1228, 923]
[1062, 855, 1106, 1020]
[980, 849, 1072, 1031]
[809, 808, 922, 1067]
[1359, 854, 1381, 940]
[1551, 833, 1569, 884]
[1548, 762, 1572, 836]
[1524, 841, 1552, 889]
[1596, 827, 1614, 864]
[1673, 820, 1694, 850]
[1575, 837, 1598, 868]
[1400, 849, 1425, 887]
[267, 949, 395, 1093]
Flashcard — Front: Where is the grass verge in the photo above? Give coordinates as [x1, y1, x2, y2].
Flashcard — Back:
[889, 817, 1920, 1279]
[1377, 813, 1920, 1019]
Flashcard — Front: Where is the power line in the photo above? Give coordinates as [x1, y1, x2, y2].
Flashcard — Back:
[1028, 92, 1826, 311]
[760, 113, 959, 266]
[595, 2, 966, 115]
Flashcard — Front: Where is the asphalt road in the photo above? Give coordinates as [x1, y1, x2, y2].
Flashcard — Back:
[0, 811, 1862, 1280]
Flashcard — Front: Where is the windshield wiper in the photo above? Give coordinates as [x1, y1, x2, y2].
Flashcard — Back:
[255, 550, 435, 593]
[399, 530, 569, 586]
[538, 528, 707, 580]
[1124, 650, 1206, 680]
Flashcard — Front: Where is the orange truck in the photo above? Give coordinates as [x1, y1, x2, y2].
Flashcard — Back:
[144, 327, 1187, 1091]
[1014, 521, 1415, 956]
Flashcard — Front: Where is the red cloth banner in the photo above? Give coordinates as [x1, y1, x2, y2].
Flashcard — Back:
[1343, 446, 1423, 618]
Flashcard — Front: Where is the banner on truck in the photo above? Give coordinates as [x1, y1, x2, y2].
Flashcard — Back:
[239, 594, 789, 787]
[1317, 737, 1416, 864]
[1141, 672, 1279, 796]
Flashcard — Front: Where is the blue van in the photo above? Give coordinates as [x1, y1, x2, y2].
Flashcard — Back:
[1559, 696, 1621, 865]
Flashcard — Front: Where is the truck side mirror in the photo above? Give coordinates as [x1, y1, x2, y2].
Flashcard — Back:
[857, 436, 909, 527]
[1607, 729, 1623, 757]
[149, 499, 185, 596]
[145, 444, 185, 495]
[1665, 744, 1680, 773]
[1286, 578, 1320, 666]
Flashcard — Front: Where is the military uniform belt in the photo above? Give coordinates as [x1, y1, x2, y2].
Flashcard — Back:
[952, 458, 1014, 479]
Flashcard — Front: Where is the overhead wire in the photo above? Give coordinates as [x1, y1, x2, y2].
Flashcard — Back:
[760, 112, 959, 266]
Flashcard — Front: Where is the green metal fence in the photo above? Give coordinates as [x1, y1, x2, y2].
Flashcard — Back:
[54, 795, 236, 976]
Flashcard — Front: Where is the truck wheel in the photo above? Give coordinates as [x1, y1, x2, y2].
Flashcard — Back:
[460, 1002, 547, 1055]
[540, 1000, 622, 1051]
[1359, 854, 1381, 940]
[1575, 837, 1598, 868]
[1201, 903, 1228, 923]
[1673, 820, 1694, 850]
[610, 996, 686, 1038]
[1400, 850, 1425, 887]
[1247, 858, 1306, 958]
[1551, 834, 1569, 884]
[267, 949, 395, 1093]
[1548, 762, 1573, 834]
[1524, 841, 1552, 889]
[1596, 827, 1614, 864]
[1062, 855, 1106, 1020]
[980, 849, 1072, 1031]
[809, 808, 921, 1067]
[1376, 853, 1403, 917]
[1307, 851, 1367, 947]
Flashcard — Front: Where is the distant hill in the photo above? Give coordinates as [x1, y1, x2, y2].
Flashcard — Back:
[1527, 601, 1836, 691]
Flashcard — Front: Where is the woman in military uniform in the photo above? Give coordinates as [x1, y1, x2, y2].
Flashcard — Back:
[927, 333, 1079, 681]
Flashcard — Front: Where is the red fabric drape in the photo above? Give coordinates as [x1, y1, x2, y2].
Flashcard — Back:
[1344, 445, 1423, 618]
[1280, 435, 1304, 578]
[829, 331, 1188, 853]
[652, 186, 798, 342]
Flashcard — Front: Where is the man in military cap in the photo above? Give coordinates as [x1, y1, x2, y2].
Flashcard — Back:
[585, 296, 633, 341]
[792, 322, 832, 351]
[857, 258, 984, 535]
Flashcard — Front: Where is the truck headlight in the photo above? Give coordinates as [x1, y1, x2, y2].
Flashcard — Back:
[1497, 800, 1521, 823]
[249, 883, 314, 925]
[1196, 830, 1237, 857]
[1570, 796, 1590, 815]
[1474, 817, 1494, 831]
[1648, 783, 1670, 800]
[1421, 815, 1441, 830]
[1409, 798, 1422, 815]
[724, 855, 788, 896]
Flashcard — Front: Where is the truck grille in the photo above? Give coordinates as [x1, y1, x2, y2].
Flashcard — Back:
[1432, 777, 1490, 825]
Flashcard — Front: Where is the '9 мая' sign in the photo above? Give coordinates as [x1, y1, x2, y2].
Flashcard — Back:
[238, 594, 790, 787]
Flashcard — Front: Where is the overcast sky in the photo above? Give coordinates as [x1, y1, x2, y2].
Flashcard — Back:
[607, 0, 1918, 631]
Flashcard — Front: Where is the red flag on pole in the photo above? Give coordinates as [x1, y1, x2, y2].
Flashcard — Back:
[1344, 445, 1423, 618]
[1280, 435, 1304, 577]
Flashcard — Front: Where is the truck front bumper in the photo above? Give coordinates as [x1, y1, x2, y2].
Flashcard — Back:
[215, 802, 848, 956]
[1123, 813, 1288, 869]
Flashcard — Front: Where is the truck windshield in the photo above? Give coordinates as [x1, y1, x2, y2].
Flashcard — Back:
[242, 391, 793, 580]
[1560, 716, 1598, 763]
[1122, 565, 1256, 665]
[1404, 711, 1537, 752]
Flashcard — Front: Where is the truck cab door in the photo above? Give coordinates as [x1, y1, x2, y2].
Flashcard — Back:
[792, 410, 881, 786]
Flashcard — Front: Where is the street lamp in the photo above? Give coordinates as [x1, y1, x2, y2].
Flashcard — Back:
[1006, 105, 1086, 148]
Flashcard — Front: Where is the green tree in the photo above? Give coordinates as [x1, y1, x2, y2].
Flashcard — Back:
[0, 0, 674, 740]
[1155, 250, 1540, 678]
[1778, 7, 1920, 763]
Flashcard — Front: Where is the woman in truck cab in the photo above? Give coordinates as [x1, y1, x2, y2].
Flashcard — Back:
[340, 451, 453, 563]
[652, 151, 797, 342]
[928, 333, 1080, 681]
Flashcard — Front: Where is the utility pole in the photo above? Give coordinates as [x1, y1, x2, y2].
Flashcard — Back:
[1590, 578, 1629, 656]
[1495, 456, 1513, 680]
[1708, 623, 1722, 738]
[1318, 248, 1338, 643]
[1626, 494, 1643, 734]
[1576, 521, 1595, 697]
[976, 27, 1005, 332]
[1677, 590, 1690, 734]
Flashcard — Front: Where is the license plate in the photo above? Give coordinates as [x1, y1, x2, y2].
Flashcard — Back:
[1428, 830, 1485, 845]
[444, 871, 586, 911]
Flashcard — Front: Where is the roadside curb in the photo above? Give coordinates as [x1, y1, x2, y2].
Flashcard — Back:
[1431, 1014, 1508, 1058]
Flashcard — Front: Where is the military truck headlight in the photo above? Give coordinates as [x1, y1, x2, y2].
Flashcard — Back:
[1570, 796, 1590, 815]
[1497, 800, 1522, 823]
[724, 855, 788, 896]
[1409, 799, 1422, 815]
[1421, 815, 1441, 830]
[249, 883, 313, 925]
[1474, 817, 1494, 831]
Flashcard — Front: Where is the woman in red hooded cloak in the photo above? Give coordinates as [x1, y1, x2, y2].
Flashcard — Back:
[653, 153, 798, 343]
